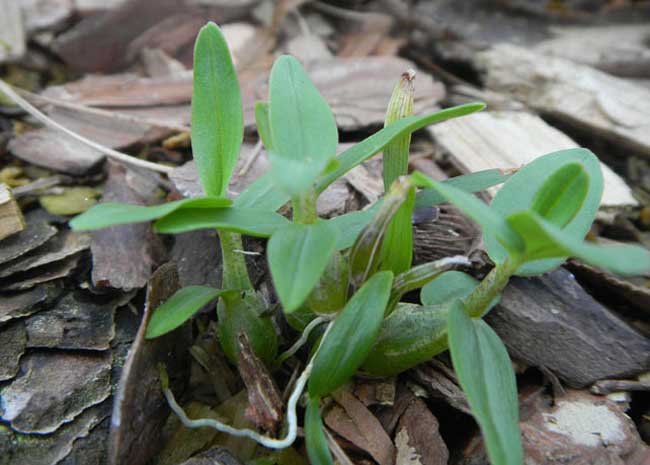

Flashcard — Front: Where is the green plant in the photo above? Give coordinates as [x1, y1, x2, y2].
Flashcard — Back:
[70, 21, 650, 465]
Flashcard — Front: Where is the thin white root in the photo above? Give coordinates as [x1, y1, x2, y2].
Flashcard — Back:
[276, 315, 333, 365]
[163, 322, 334, 449]
[0, 79, 174, 174]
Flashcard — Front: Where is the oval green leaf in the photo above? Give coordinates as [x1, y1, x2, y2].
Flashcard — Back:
[191, 22, 243, 197]
[362, 303, 448, 376]
[447, 300, 523, 465]
[146, 285, 223, 339]
[70, 196, 232, 231]
[305, 396, 334, 465]
[153, 206, 290, 237]
[531, 162, 589, 228]
[267, 222, 339, 313]
[255, 101, 274, 150]
[421, 270, 480, 306]
[308, 271, 393, 397]
[507, 210, 650, 276]
[486, 148, 603, 275]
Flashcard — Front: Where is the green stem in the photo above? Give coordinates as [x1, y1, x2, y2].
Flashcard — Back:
[292, 188, 318, 224]
[464, 258, 520, 319]
[218, 230, 252, 290]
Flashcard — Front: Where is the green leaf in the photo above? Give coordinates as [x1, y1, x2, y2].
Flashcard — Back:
[348, 180, 411, 288]
[411, 171, 524, 256]
[328, 203, 381, 250]
[507, 210, 650, 276]
[379, 187, 415, 275]
[486, 148, 603, 275]
[305, 397, 334, 465]
[421, 270, 481, 306]
[362, 303, 448, 376]
[70, 197, 232, 231]
[316, 103, 485, 193]
[267, 222, 339, 313]
[191, 22, 243, 197]
[255, 101, 274, 150]
[447, 300, 523, 465]
[309, 271, 393, 397]
[218, 290, 278, 364]
[414, 168, 511, 209]
[530, 162, 589, 228]
[268, 55, 338, 194]
[146, 286, 223, 339]
[235, 103, 486, 211]
[153, 206, 290, 237]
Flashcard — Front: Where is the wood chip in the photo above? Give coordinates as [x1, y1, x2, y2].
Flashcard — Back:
[534, 25, 650, 78]
[0, 254, 82, 291]
[0, 210, 57, 265]
[91, 163, 162, 290]
[476, 44, 650, 159]
[0, 0, 26, 63]
[327, 388, 396, 465]
[0, 230, 90, 279]
[0, 351, 111, 434]
[486, 267, 650, 388]
[0, 183, 25, 240]
[108, 262, 191, 465]
[0, 284, 62, 323]
[395, 398, 448, 465]
[25, 290, 118, 350]
[0, 320, 27, 382]
[429, 111, 637, 207]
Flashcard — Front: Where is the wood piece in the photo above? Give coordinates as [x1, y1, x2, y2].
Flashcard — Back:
[0, 254, 82, 291]
[476, 44, 650, 159]
[395, 398, 449, 465]
[91, 163, 162, 290]
[0, 320, 26, 382]
[108, 262, 191, 465]
[0, 183, 25, 240]
[0, 0, 26, 63]
[0, 210, 57, 265]
[430, 110, 637, 207]
[486, 268, 650, 388]
[0, 285, 62, 323]
[534, 25, 650, 78]
[0, 351, 111, 434]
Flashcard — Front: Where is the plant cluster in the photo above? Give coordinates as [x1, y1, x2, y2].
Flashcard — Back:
[71, 22, 650, 465]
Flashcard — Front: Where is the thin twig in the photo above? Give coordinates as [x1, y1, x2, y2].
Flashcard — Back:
[163, 321, 335, 449]
[238, 139, 264, 177]
[0, 79, 174, 174]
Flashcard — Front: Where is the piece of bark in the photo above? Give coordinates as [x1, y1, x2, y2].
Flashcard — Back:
[58, 416, 110, 465]
[354, 377, 396, 407]
[345, 163, 384, 204]
[395, 398, 449, 465]
[534, 25, 650, 78]
[459, 390, 650, 465]
[0, 402, 110, 465]
[327, 388, 396, 465]
[108, 262, 191, 465]
[0, 320, 27, 382]
[476, 44, 650, 159]
[0, 184, 25, 240]
[237, 332, 284, 434]
[0, 230, 90, 279]
[0, 254, 83, 291]
[0, 0, 26, 63]
[0, 351, 112, 434]
[486, 267, 650, 388]
[412, 361, 471, 415]
[429, 110, 637, 207]
[591, 378, 650, 396]
[0, 284, 62, 323]
[91, 163, 162, 290]
[171, 229, 221, 288]
[25, 290, 117, 350]
[0, 210, 57, 265]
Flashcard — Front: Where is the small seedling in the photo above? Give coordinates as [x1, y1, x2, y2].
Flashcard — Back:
[70, 22, 650, 465]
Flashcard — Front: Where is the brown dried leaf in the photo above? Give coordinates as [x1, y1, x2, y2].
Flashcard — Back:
[395, 399, 448, 465]
[237, 332, 284, 434]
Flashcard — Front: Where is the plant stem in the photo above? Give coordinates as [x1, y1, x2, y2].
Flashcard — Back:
[292, 188, 318, 224]
[464, 258, 520, 319]
[218, 230, 252, 290]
